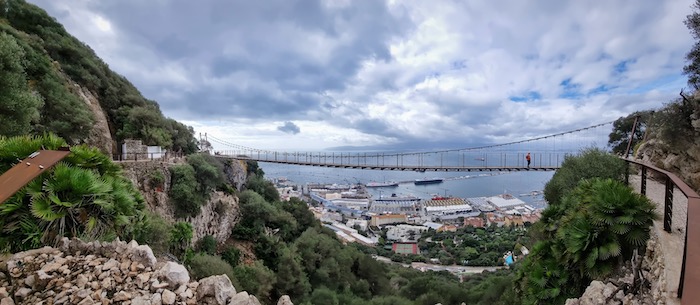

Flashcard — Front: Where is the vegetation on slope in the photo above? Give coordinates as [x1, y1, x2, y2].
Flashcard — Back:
[0, 0, 197, 153]
[514, 149, 657, 304]
[0, 134, 145, 252]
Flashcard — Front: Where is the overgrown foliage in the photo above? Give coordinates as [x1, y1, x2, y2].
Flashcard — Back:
[684, 0, 700, 89]
[543, 148, 626, 205]
[608, 111, 654, 156]
[517, 149, 657, 305]
[0, 134, 145, 252]
[188, 253, 236, 282]
[0, 0, 197, 152]
[168, 153, 230, 217]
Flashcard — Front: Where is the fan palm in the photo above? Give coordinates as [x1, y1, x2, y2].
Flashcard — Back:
[0, 134, 145, 251]
[558, 179, 657, 279]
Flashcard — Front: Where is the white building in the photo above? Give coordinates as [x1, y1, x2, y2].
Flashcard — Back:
[487, 194, 526, 210]
[331, 198, 370, 210]
[423, 197, 473, 221]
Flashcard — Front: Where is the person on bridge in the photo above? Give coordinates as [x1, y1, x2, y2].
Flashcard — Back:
[526, 152, 531, 168]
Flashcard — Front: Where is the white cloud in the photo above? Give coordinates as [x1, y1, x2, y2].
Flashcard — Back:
[28, 0, 697, 151]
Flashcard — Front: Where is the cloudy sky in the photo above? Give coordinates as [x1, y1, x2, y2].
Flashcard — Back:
[29, 0, 696, 151]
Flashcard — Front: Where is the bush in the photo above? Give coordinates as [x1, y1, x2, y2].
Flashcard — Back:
[169, 164, 203, 217]
[133, 213, 172, 254]
[222, 247, 241, 267]
[232, 260, 276, 303]
[197, 235, 217, 255]
[187, 253, 236, 282]
[169, 222, 193, 257]
[148, 171, 165, 189]
[186, 153, 225, 195]
[543, 148, 626, 205]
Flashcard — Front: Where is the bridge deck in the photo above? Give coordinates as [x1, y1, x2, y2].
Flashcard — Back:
[220, 156, 559, 172]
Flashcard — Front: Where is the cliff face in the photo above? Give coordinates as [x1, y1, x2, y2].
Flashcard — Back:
[118, 159, 247, 245]
[637, 137, 700, 190]
[70, 80, 115, 156]
[636, 95, 700, 190]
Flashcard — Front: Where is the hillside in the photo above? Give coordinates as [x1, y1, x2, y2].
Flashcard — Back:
[0, 0, 197, 155]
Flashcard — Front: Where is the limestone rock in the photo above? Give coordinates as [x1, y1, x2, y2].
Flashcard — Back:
[277, 295, 294, 305]
[197, 275, 236, 305]
[155, 262, 190, 288]
[162, 289, 176, 305]
[229, 291, 262, 305]
[4, 238, 270, 305]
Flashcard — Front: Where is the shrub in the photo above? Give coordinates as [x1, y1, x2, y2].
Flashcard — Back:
[186, 153, 225, 195]
[169, 222, 193, 257]
[222, 246, 241, 267]
[232, 261, 277, 303]
[543, 147, 626, 205]
[169, 164, 203, 217]
[148, 171, 165, 189]
[133, 212, 172, 254]
[197, 235, 217, 255]
[187, 253, 236, 282]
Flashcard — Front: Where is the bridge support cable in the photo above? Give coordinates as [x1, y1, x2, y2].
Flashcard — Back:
[208, 121, 613, 171]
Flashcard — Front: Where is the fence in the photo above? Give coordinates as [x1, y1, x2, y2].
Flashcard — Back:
[112, 152, 184, 162]
[624, 158, 700, 304]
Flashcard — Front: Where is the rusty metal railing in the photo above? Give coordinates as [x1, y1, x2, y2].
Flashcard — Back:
[624, 158, 699, 304]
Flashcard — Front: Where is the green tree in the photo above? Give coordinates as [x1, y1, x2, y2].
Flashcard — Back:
[684, 0, 700, 89]
[558, 179, 657, 278]
[607, 111, 653, 156]
[233, 260, 277, 303]
[274, 245, 311, 302]
[186, 153, 224, 195]
[0, 32, 41, 136]
[169, 164, 203, 217]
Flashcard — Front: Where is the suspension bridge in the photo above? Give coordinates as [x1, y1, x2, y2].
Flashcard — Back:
[209, 121, 614, 172]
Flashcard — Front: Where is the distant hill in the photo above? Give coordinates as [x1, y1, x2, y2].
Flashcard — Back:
[0, 0, 197, 155]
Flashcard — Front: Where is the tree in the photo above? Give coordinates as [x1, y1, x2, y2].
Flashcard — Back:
[607, 111, 653, 156]
[169, 164, 203, 217]
[233, 260, 277, 303]
[274, 245, 311, 302]
[543, 148, 626, 205]
[685, 0, 700, 89]
[0, 32, 42, 136]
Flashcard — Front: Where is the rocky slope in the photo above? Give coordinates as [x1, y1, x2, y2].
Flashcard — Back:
[564, 232, 667, 305]
[0, 238, 293, 305]
[119, 159, 247, 245]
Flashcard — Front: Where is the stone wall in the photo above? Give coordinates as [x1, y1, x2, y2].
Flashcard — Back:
[122, 139, 149, 161]
[0, 238, 292, 305]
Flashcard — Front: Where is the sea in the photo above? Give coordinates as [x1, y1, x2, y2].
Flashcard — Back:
[259, 162, 555, 209]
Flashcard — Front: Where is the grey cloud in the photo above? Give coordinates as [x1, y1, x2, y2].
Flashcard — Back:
[55, 0, 410, 120]
[277, 121, 301, 134]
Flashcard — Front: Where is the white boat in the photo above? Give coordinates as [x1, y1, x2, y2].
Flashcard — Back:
[366, 181, 399, 188]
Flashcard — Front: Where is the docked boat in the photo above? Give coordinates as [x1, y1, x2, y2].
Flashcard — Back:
[366, 181, 399, 188]
[414, 178, 444, 185]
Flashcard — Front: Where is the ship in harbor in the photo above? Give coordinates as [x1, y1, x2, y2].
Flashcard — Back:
[366, 181, 400, 188]
[414, 178, 444, 185]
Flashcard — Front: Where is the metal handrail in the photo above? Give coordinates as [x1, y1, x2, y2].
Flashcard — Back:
[623, 158, 700, 304]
